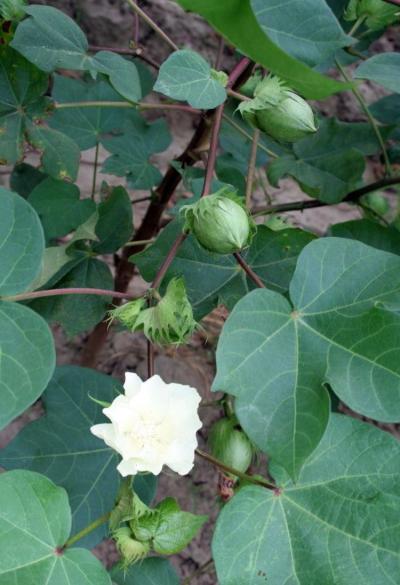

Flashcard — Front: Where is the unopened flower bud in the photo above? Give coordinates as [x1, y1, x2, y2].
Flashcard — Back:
[108, 297, 146, 331]
[345, 0, 399, 30]
[209, 418, 253, 479]
[113, 527, 150, 567]
[239, 76, 317, 143]
[238, 70, 263, 98]
[183, 188, 255, 254]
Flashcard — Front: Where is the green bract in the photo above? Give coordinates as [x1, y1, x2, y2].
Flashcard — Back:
[183, 188, 255, 254]
[114, 527, 150, 568]
[209, 418, 253, 478]
[345, 0, 399, 30]
[109, 278, 196, 345]
[239, 76, 317, 143]
[0, 0, 26, 20]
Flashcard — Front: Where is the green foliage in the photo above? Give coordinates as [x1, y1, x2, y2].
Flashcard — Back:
[134, 220, 315, 318]
[213, 414, 400, 585]
[102, 112, 171, 189]
[28, 178, 95, 241]
[110, 557, 179, 585]
[0, 470, 111, 585]
[49, 76, 129, 151]
[154, 49, 227, 109]
[267, 118, 391, 202]
[214, 237, 400, 478]
[251, 0, 351, 67]
[355, 53, 400, 93]
[330, 219, 400, 254]
[176, 0, 349, 99]
[94, 186, 133, 254]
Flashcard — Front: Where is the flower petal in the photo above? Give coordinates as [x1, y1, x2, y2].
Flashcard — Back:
[90, 423, 119, 451]
[124, 372, 142, 398]
[117, 458, 139, 477]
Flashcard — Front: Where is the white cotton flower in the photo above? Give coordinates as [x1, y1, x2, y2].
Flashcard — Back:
[90, 373, 202, 477]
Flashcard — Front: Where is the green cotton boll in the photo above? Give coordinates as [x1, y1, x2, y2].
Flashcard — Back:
[0, 0, 26, 20]
[113, 527, 150, 567]
[239, 75, 317, 143]
[345, 0, 399, 30]
[135, 277, 197, 346]
[184, 188, 254, 254]
[208, 418, 254, 478]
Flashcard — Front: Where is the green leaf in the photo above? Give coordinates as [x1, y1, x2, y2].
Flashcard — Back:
[213, 414, 400, 585]
[0, 366, 123, 548]
[0, 301, 55, 430]
[152, 499, 207, 555]
[49, 75, 130, 151]
[28, 177, 95, 241]
[28, 246, 81, 292]
[93, 51, 141, 103]
[0, 187, 44, 295]
[110, 558, 179, 585]
[175, 0, 349, 99]
[355, 53, 400, 94]
[213, 237, 400, 478]
[0, 470, 111, 585]
[94, 186, 133, 254]
[27, 124, 81, 182]
[370, 94, 400, 125]
[251, 0, 350, 67]
[0, 47, 49, 164]
[30, 258, 113, 336]
[330, 219, 400, 254]
[102, 112, 171, 189]
[154, 49, 227, 109]
[267, 118, 390, 203]
[10, 163, 47, 198]
[11, 5, 95, 73]
[134, 220, 315, 318]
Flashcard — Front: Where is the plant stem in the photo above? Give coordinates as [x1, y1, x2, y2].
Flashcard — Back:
[3, 288, 135, 303]
[251, 176, 400, 217]
[336, 59, 392, 177]
[201, 104, 225, 197]
[55, 100, 200, 114]
[195, 448, 275, 490]
[124, 238, 156, 247]
[227, 88, 251, 102]
[233, 252, 266, 288]
[147, 339, 155, 378]
[348, 15, 366, 37]
[222, 114, 278, 159]
[89, 44, 160, 69]
[125, 0, 179, 51]
[151, 232, 188, 289]
[245, 129, 260, 207]
[64, 512, 111, 549]
[91, 141, 100, 200]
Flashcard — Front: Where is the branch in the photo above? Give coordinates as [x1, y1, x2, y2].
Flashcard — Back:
[251, 176, 400, 217]
[233, 252, 266, 288]
[195, 448, 276, 490]
[125, 0, 179, 51]
[3, 288, 135, 303]
[63, 512, 111, 549]
[54, 100, 200, 114]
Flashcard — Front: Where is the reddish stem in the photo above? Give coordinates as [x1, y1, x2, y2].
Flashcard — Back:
[233, 253, 266, 289]
[151, 232, 188, 289]
[4, 288, 135, 303]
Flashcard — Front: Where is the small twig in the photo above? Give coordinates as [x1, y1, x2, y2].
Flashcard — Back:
[132, 0, 140, 45]
[222, 114, 279, 159]
[125, 0, 179, 51]
[3, 288, 136, 303]
[201, 104, 225, 197]
[227, 88, 251, 102]
[64, 512, 111, 549]
[336, 59, 392, 177]
[54, 100, 200, 114]
[195, 448, 275, 490]
[233, 252, 266, 288]
[251, 176, 400, 217]
[147, 339, 155, 378]
[245, 129, 260, 207]
[91, 141, 100, 200]
[151, 232, 188, 289]
[89, 43, 160, 69]
[124, 238, 155, 247]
